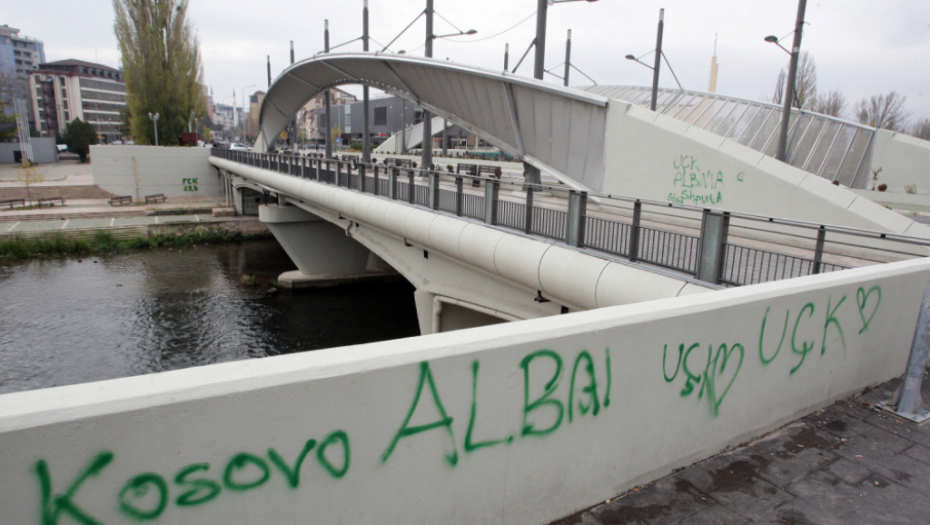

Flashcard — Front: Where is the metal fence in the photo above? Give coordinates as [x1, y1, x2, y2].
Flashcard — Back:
[212, 149, 930, 287]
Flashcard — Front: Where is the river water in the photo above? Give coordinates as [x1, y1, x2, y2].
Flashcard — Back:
[0, 240, 420, 395]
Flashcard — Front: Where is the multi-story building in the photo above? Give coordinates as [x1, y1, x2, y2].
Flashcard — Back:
[299, 88, 358, 143]
[28, 59, 126, 143]
[0, 25, 45, 119]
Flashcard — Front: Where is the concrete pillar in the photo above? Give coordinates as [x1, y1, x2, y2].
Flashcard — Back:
[259, 204, 397, 288]
[413, 289, 436, 336]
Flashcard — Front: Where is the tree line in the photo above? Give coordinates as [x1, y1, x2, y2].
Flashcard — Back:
[771, 52, 929, 140]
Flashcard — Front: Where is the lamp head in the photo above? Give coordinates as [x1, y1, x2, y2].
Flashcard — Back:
[764, 35, 779, 43]
[465, 29, 477, 35]
[625, 54, 636, 61]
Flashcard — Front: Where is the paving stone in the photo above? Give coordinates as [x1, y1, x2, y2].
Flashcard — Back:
[826, 457, 873, 486]
[757, 447, 838, 489]
[864, 412, 930, 449]
[782, 469, 866, 521]
[672, 450, 769, 494]
[770, 497, 858, 525]
[803, 406, 875, 439]
[677, 503, 748, 525]
[832, 425, 913, 462]
[865, 451, 930, 497]
[705, 478, 795, 520]
[64, 218, 112, 228]
[850, 473, 930, 524]
[902, 443, 930, 465]
[113, 216, 156, 226]
[590, 477, 712, 525]
[832, 398, 881, 420]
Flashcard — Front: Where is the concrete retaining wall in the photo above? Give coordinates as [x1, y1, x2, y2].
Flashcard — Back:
[90, 145, 220, 199]
[602, 102, 930, 238]
[869, 129, 930, 195]
[0, 257, 926, 524]
[0, 138, 58, 164]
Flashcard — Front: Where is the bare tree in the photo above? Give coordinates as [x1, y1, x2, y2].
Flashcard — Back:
[913, 117, 930, 141]
[855, 92, 909, 132]
[771, 52, 818, 109]
[810, 90, 846, 118]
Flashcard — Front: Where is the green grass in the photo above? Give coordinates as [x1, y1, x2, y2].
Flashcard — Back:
[0, 230, 273, 261]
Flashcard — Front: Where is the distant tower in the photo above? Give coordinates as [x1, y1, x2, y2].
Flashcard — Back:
[708, 34, 719, 93]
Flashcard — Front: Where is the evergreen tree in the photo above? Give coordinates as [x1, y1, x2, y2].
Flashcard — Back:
[62, 118, 99, 162]
[113, 0, 207, 146]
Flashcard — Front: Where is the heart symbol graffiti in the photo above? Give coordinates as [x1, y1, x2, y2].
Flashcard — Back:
[704, 343, 744, 418]
[857, 286, 882, 335]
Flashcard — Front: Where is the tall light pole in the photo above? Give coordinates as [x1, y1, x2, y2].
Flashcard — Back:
[324, 19, 332, 159]
[421, 0, 434, 172]
[770, 0, 808, 162]
[534, 0, 599, 81]
[148, 112, 160, 146]
[362, 0, 371, 164]
[563, 30, 572, 87]
[650, 9, 664, 111]
[241, 84, 256, 143]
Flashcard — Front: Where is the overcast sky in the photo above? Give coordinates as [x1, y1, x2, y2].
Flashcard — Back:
[8, 1, 930, 125]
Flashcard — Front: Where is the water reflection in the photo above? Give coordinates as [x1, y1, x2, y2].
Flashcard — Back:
[0, 240, 420, 394]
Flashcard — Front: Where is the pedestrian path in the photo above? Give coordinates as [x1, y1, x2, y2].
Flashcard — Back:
[552, 373, 930, 525]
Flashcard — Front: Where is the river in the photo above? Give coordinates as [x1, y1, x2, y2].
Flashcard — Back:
[0, 240, 420, 395]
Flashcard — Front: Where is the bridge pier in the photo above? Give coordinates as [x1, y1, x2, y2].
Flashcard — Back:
[258, 204, 398, 288]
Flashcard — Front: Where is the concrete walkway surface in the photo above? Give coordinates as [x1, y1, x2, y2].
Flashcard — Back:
[552, 373, 930, 525]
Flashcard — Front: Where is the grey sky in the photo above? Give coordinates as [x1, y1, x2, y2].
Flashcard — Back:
[8, 1, 930, 125]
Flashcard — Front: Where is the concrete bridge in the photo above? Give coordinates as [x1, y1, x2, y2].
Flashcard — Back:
[4, 54, 930, 525]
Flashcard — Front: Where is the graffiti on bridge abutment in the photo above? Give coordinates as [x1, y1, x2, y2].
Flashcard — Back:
[29, 347, 612, 523]
[662, 285, 883, 417]
[667, 154, 745, 206]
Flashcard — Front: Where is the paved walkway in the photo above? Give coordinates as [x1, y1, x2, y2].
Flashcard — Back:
[552, 373, 930, 525]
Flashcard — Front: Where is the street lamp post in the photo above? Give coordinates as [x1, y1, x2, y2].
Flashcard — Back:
[148, 112, 160, 146]
[421, 0, 434, 172]
[362, 0, 371, 164]
[769, 0, 808, 162]
[563, 30, 572, 87]
[650, 9, 664, 111]
[241, 84, 256, 143]
[534, 0, 599, 81]
[324, 19, 332, 159]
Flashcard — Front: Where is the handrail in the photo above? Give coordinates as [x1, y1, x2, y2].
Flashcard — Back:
[211, 148, 930, 287]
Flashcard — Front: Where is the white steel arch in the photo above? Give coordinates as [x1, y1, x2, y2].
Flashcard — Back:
[257, 53, 609, 192]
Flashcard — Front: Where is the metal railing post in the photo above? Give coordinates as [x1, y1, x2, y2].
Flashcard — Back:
[695, 209, 730, 284]
[455, 176, 463, 216]
[812, 225, 826, 274]
[408, 170, 415, 204]
[389, 168, 397, 200]
[524, 185, 535, 234]
[359, 163, 367, 192]
[372, 165, 379, 196]
[879, 271, 930, 423]
[567, 190, 588, 247]
[429, 170, 440, 210]
[484, 180, 499, 225]
[629, 200, 642, 261]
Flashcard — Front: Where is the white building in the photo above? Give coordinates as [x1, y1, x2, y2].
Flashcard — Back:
[28, 59, 125, 143]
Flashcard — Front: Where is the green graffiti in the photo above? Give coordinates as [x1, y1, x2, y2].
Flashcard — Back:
[604, 348, 612, 408]
[680, 343, 706, 397]
[790, 303, 816, 375]
[222, 453, 270, 492]
[759, 307, 790, 365]
[822, 295, 847, 356]
[36, 452, 113, 525]
[174, 463, 221, 507]
[465, 360, 511, 453]
[316, 431, 350, 479]
[118, 473, 168, 521]
[857, 286, 882, 334]
[568, 351, 600, 423]
[381, 361, 458, 466]
[662, 344, 683, 382]
[520, 350, 564, 437]
[267, 439, 316, 488]
[705, 343, 745, 417]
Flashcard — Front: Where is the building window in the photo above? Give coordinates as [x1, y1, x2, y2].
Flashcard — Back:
[374, 107, 387, 126]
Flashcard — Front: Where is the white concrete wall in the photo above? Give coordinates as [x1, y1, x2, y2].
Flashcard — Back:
[869, 129, 930, 195]
[1, 257, 926, 525]
[602, 102, 930, 238]
[91, 145, 220, 199]
[0, 138, 58, 164]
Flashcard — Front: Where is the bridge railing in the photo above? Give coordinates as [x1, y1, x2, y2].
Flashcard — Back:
[212, 148, 930, 287]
